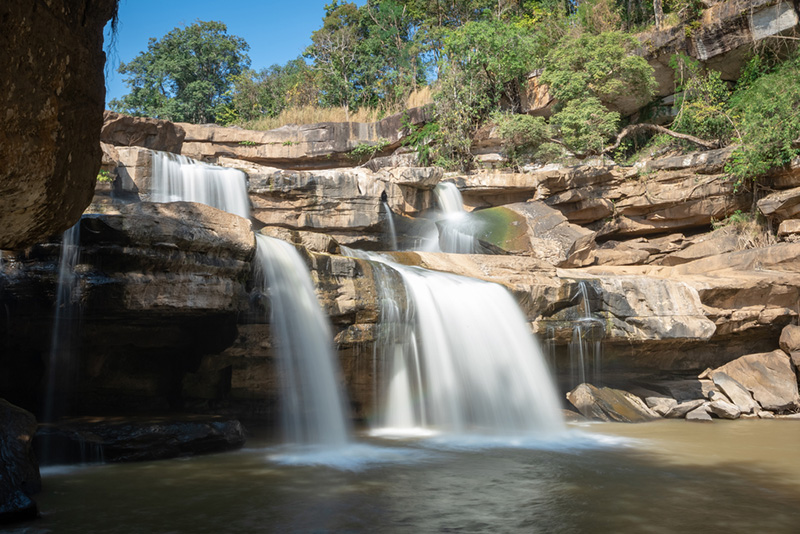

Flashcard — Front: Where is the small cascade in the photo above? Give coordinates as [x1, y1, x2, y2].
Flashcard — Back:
[432, 183, 476, 254]
[382, 202, 399, 250]
[150, 150, 250, 218]
[345, 248, 565, 438]
[254, 235, 351, 447]
[569, 281, 605, 387]
[40, 223, 82, 463]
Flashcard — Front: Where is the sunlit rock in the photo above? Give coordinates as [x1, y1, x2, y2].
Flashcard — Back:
[711, 350, 800, 412]
[566, 383, 660, 423]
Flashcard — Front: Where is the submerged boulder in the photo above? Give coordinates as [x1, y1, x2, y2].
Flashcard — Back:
[0, 399, 40, 524]
[566, 383, 660, 423]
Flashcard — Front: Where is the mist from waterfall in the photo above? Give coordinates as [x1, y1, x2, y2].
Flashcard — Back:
[344, 248, 565, 439]
[254, 235, 351, 447]
[150, 150, 250, 219]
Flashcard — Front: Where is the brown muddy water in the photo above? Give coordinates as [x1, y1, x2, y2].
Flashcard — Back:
[9, 420, 800, 534]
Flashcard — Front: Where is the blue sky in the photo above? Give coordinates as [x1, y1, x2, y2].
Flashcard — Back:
[104, 0, 365, 105]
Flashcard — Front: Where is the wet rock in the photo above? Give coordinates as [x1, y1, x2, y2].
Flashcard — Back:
[708, 399, 741, 419]
[0, 399, 40, 524]
[36, 416, 247, 463]
[711, 350, 800, 412]
[566, 383, 660, 423]
[710, 372, 760, 414]
[666, 399, 706, 418]
[0, 0, 119, 249]
[686, 404, 713, 422]
[470, 201, 597, 267]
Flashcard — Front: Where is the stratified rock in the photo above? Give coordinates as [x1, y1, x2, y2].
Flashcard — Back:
[779, 324, 800, 354]
[260, 227, 340, 254]
[686, 404, 713, 422]
[758, 186, 800, 221]
[659, 228, 740, 266]
[101, 111, 185, 154]
[36, 416, 246, 463]
[0, 0, 119, 249]
[0, 399, 40, 524]
[711, 372, 760, 414]
[778, 219, 800, 241]
[708, 399, 741, 419]
[179, 106, 433, 170]
[711, 350, 800, 412]
[666, 399, 706, 418]
[566, 383, 660, 423]
[470, 201, 596, 267]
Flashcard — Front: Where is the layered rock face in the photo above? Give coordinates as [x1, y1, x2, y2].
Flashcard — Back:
[0, 0, 119, 250]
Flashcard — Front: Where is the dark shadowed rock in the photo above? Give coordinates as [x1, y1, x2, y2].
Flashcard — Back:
[0, 0, 119, 249]
[36, 416, 247, 463]
[0, 399, 40, 524]
[566, 383, 660, 423]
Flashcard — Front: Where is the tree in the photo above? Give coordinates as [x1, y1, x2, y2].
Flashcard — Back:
[110, 20, 250, 124]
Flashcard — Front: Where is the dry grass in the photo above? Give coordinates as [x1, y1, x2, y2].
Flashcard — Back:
[240, 87, 434, 131]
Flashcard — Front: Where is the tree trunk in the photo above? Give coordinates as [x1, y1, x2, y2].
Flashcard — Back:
[605, 123, 720, 155]
[654, 0, 664, 29]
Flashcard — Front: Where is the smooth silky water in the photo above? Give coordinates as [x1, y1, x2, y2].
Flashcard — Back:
[24, 421, 800, 533]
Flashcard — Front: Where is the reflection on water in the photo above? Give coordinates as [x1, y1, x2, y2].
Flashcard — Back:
[24, 422, 800, 534]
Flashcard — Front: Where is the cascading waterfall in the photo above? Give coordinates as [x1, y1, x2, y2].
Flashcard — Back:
[43, 222, 82, 425]
[344, 248, 565, 438]
[150, 150, 251, 218]
[382, 202, 398, 251]
[569, 281, 604, 387]
[254, 235, 351, 447]
[147, 150, 352, 449]
[432, 183, 477, 254]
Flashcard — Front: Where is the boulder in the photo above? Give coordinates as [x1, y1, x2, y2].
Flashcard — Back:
[0, 0, 119, 249]
[651, 379, 718, 402]
[566, 383, 661, 423]
[711, 350, 800, 412]
[666, 399, 706, 418]
[101, 111, 185, 154]
[710, 372, 760, 414]
[645, 396, 678, 417]
[685, 404, 713, 422]
[779, 324, 800, 354]
[757, 186, 800, 221]
[469, 201, 597, 267]
[36, 416, 246, 463]
[0, 399, 40, 524]
[778, 219, 800, 241]
[708, 399, 741, 419]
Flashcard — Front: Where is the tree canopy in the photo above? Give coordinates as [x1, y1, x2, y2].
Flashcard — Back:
[110, 20, 250, 124]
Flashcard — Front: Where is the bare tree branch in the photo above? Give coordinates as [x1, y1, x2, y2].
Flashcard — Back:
[604, 123, 720, 154]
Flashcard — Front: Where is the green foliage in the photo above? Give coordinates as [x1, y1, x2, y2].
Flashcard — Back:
[726, 50, 800, 188]
[492, 111, 551, 168]
[669, 53, 733, 144]
[110, 20, 250, 124]
[542, 31, 653, 154]
[551, 97, 620, 155]
[711, 209, 752, 230]
[96, 170, 113, 183]
[350, 137, 390, 162]
[401, 120, 440, 166]
[442, 18, 541, 111]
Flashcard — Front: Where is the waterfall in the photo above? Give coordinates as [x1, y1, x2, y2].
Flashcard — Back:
[433, 183, 478, 254]
[150, 150, 250, 218]
[382, 202, 398, 250]
[345, 248, 565, 437]
[254, 235, 352, 446]
[569, 281, 604, 387]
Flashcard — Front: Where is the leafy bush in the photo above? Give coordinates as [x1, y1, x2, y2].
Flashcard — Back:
[492, 111, 551, 168]
[669, 54, 734, 144]
[726, 50, 800, 187]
